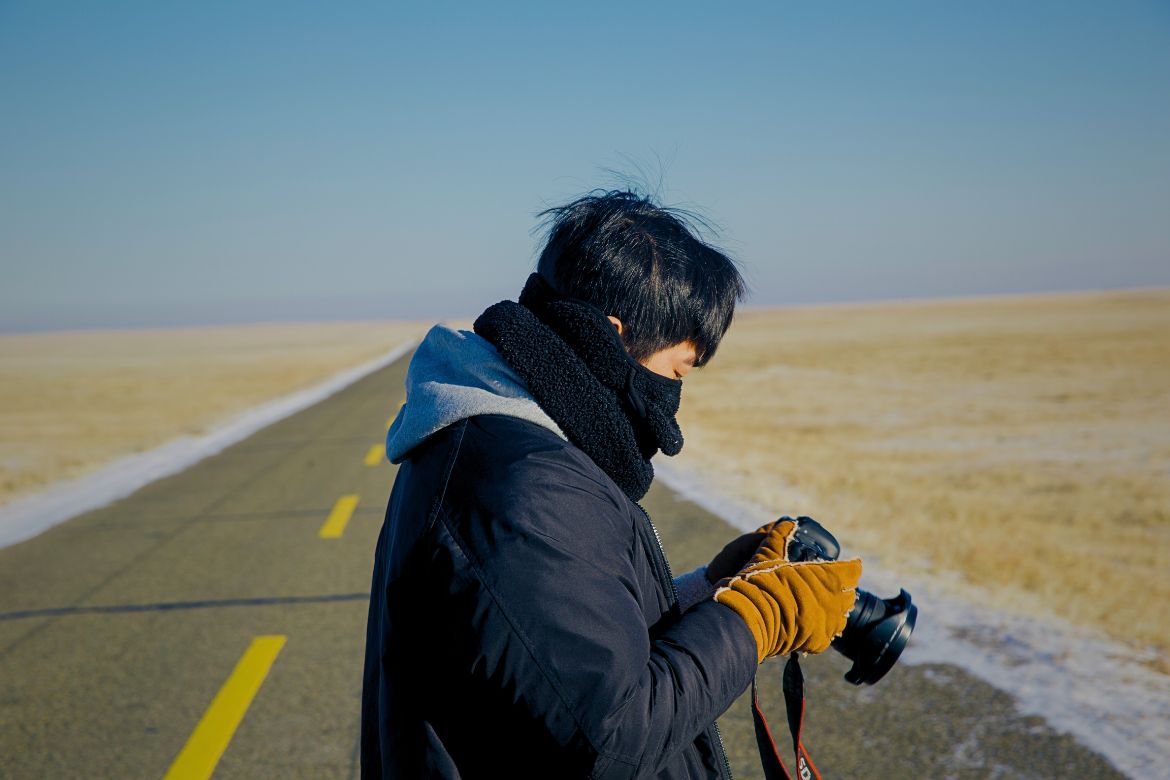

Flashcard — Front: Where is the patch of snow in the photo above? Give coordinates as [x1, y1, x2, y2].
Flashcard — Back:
[0, 340, 417, 550]
[654, 457, 1170, 780]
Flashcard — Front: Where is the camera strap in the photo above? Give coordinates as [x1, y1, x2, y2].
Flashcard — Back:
[751, 654, 823, 780]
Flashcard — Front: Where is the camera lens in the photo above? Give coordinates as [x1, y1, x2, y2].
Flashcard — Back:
[832, 588, 917, 685]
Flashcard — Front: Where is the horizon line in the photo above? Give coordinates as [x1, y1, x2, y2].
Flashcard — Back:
[3, 283, 1167, 337]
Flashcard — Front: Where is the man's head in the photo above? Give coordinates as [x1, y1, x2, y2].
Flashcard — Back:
[535, 190, 746, 375]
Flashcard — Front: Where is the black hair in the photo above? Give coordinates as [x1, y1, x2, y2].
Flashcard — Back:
[534, 189, 747, 367]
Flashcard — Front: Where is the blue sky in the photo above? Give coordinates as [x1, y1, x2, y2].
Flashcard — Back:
[1, 1, 1167, 330]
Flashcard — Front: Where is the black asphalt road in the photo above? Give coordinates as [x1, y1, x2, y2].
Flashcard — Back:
[0, 354, 1122, 779]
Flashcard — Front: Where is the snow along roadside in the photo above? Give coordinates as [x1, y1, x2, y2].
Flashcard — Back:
[654, 456, 1170, 780]
[0, 339, 418, 550]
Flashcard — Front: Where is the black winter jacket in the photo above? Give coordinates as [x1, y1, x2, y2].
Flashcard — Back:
[361, 413, 757, 778]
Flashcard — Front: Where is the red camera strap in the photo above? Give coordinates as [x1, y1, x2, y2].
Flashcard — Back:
[751, 654, 823, 780]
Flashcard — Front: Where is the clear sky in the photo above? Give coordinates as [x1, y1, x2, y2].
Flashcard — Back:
[1, 1, 1167, 331]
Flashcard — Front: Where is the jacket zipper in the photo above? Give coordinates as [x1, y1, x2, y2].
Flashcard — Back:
[711, 721, 733, 779]
[634, 502, 734, 779]
[634, 501, 677, 606]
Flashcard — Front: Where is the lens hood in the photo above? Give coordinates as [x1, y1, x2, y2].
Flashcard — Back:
[834, 588, 917, 685]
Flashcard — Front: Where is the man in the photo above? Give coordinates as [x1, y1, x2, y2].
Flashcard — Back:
[361, 190, 860, 778]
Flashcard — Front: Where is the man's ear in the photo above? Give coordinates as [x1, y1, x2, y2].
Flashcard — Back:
[606, 315, 624, 336]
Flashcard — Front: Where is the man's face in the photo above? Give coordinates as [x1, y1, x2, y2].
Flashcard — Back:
[640, 341, 698, 381]
[605, 315, 698, 381]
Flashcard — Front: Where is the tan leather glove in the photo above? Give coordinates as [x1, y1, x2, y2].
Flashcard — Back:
[714, 519, 861, 663]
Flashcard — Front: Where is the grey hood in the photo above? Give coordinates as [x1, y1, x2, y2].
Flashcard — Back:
[385, 324, 567, 463]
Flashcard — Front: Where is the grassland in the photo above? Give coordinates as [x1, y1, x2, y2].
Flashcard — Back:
[0, 321, 425, 508]
[675, 289, 1170, 661]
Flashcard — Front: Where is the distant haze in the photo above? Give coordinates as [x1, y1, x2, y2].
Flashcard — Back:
[1, 1, 1167, 331]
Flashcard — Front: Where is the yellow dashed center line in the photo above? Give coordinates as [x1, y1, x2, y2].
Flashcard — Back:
[363, 444, 385, 467]
[319, 494, 360, 539]
[163, 635, 287, 780]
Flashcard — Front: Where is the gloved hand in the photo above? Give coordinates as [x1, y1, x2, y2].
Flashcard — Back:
[705, 516, 807, 583]
[705, 528, 770, 585]
[713, 519, 861, 663]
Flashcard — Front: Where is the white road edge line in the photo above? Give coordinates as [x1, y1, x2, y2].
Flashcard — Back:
[0, 339, 418, 550]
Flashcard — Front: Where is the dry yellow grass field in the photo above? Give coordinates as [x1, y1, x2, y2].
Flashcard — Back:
[675, 289, 1170, 662]
[0, 321, 425, 508]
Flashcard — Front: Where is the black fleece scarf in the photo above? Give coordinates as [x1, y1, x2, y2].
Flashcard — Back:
[473, 274, 683, 502]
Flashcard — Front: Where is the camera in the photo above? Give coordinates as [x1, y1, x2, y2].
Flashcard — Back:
[783, 516, 917, 685]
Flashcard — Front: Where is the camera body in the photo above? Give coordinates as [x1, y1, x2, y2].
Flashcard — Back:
[784, 516, 917, 685]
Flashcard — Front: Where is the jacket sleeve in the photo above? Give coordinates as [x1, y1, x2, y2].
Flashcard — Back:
[446, 447, 759, 778]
